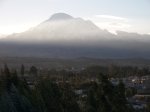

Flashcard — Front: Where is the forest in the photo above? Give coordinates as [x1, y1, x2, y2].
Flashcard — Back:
[0, 64, 149, 112]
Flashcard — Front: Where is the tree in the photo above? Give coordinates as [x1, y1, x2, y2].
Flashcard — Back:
[35, 79, 62, 112]
[29, 66, 37, 76]
[111, 81, 127, 112]
[0, 84, 34, 112]
[3, 64, 11, 91]
[86, 87, 97, 112]
[61, 83, 81, 112]
[20, 64, 25, 77]
[126, 87, 137, 98]
[11, 70, 19, 87]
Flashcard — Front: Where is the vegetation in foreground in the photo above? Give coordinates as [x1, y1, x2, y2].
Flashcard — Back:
[0, 64, 149, 112]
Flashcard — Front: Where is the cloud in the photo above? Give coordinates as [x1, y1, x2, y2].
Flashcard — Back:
[109, 22, 131, 28]
[95, 15, 128, 22]
[84, 15, 131, 34]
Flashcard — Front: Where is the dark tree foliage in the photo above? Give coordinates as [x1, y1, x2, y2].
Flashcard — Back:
[3, 64, 11, 91]
[0, 65, 138, 112]
[30, 66, 38, 76]
[126, 87, 137, 98]
[61, 83, 81, 112]
[35, 79, 63, 112]
[86, 85, 98, 112]
[21, 64, 25, 77]
[86, 73, 135, 112]
[0, 66, 34, 112]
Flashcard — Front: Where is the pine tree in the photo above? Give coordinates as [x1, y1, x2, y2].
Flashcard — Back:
[3, 64, 11, 91]
[29, 66, 38, 77]
[20, 64, 25, 77]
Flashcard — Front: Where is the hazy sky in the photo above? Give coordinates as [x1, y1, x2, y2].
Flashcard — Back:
[0, 0, 150, 35]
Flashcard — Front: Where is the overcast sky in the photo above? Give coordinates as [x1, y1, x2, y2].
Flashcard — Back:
[0, 0, 150, 35]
